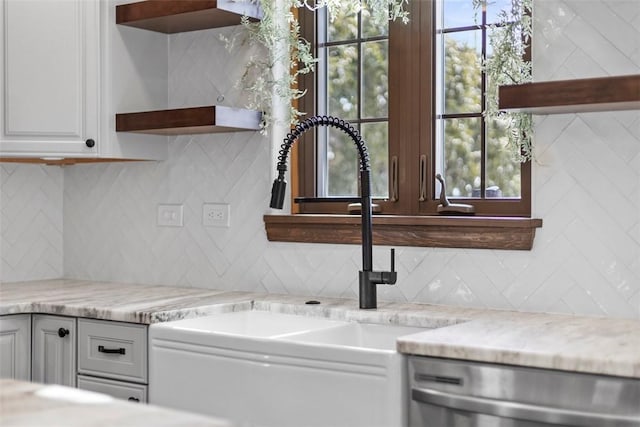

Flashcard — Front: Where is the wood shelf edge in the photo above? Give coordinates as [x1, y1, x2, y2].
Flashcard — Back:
[264, 214, 543, 250]
[116, 105, 262, 135]
[499, 74, 640, 114]
[116, 0, 262, 33]
[0, 157, 146, 165]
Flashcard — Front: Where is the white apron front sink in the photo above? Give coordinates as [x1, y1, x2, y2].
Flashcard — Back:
[149, 310, 430, 427]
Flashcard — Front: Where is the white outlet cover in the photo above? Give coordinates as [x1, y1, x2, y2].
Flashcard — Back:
[203, 203, 230, 227]
[157, 204, 184, 227]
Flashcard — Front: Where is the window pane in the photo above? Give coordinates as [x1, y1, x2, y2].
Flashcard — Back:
[486, 0, 514, 24]
[487, 116, 521, 197]
[443, 31, 482, 114]
[362, 40, 388, 119]
[443, 0, 477, 28]
[328, 7, 357, 42]
[361, 122, 389, 198]
[327, 44, 358, 120]
[443, 117, 481, 198]
[362, 0, 389, 38]
[328, 127, 359, 196]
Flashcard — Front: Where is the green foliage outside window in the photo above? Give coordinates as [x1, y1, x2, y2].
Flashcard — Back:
[442, 32, 521, 198]
[324, 8, 389, 197]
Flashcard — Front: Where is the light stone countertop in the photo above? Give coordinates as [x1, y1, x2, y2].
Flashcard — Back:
[1, 279, 639, 379]
[0, 279, 256, 324]
[0, 379, 231, 426]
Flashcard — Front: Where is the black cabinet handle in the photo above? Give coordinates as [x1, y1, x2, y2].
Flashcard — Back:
[58, 328, 69, 338]
[128, 397, 140, 402]
[85, 138, 96, 148]
[98, 345, 125, 355]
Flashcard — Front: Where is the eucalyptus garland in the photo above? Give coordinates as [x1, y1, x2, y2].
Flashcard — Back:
[473, 0, 533, 162]
[226, 0, 408, 131]
[227, 0, 532, 162]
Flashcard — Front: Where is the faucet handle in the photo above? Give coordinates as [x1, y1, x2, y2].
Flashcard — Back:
[382, 248, 397, 285]
[390, 248, 395, 272]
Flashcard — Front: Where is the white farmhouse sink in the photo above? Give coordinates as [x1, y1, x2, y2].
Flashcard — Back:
[159, 309, 345, 338]
[149, 310, 430, 427]
[283, 322, 426, 351]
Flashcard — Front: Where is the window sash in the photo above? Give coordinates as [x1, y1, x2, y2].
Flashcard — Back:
[295, 0, 531, 218]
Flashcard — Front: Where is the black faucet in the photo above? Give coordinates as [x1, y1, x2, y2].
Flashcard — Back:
[269, 116, 397, 309]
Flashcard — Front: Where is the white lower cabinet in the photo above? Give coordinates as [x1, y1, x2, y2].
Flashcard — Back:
[77, 318, 148, 403]
[77, 374, 147, 403]
[0, 314, 31, 380]
[0, 313, 149, 403]
[32, 314, 76, 387]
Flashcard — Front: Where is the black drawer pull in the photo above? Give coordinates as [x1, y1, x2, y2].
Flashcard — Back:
[98, 345, 125, 355]
[128, 397, 140, 402]
[58, 328, 70, 338]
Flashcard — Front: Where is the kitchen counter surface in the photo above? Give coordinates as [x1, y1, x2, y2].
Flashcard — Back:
[0, 279, 256, 324]
[396, 311, 640, 379]
[1, 279, 638, 378]
[0, 379, 231, 426]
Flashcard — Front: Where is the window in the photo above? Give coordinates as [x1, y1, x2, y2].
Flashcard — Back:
[266, 0, 540, 250]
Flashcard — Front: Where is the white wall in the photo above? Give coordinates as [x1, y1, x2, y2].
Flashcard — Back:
[2, 0, 638, 319]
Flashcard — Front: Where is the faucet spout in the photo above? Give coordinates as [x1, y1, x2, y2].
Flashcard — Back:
[269, 116, 397, 309]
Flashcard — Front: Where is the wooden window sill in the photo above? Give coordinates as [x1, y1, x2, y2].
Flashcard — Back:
[264, 215, 543, 250]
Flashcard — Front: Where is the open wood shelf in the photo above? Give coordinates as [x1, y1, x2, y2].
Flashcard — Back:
[499, 74, 640, 114]
[116, 0, 261, 33]
[116, 106, 262, 135]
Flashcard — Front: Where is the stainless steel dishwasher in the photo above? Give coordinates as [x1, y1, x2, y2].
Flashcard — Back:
[408, 356, 640, 427]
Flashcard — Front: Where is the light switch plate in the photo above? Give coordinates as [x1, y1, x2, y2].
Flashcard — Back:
[157, 204, 184, 227]
[203, 203, 230, 227]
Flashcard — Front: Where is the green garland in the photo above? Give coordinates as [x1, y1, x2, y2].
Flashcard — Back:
[226, 0, 408, 131]
[473, 0, 533, 162]
[227, 0, 532, 162]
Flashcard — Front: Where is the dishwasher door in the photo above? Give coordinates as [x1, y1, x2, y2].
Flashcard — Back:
[408, 356, 640, 427]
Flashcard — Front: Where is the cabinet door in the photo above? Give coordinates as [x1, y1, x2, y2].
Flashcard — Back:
[0, 314, 31, 380]
[32, 314, 76, 386]
[0, 0, 99, 158]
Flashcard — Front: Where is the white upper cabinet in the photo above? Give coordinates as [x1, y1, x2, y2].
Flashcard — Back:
[0, 0, 167, 162]
[0, 0, 99, 158]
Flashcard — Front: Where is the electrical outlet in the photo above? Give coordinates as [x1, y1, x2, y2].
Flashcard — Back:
[157, 204, 184, 227]
[203, 203, 230, 227]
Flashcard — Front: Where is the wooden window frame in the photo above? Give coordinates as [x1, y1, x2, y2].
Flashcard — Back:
[264, 1, 541, 250]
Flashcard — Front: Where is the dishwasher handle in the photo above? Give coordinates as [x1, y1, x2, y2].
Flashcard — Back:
[412, 387, 640, 427]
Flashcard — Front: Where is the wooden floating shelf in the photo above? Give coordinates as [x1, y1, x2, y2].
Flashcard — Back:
[499, 74, 640, 114]
[116, 0, 262, 33]
[116, 106, 262, 135]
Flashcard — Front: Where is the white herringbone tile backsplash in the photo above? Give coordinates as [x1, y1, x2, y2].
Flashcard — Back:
[0, 164, 63, 282]
[2, 0, 639, 319]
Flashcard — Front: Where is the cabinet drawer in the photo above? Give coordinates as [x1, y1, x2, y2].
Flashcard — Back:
[78, 319, 147, 383]
[77, 374, 147, 403]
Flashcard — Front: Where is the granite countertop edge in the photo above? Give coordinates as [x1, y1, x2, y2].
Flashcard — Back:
[1, 279, 639, 379]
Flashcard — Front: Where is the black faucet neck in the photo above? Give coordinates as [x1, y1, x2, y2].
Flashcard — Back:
[269, 115, 396, 309]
